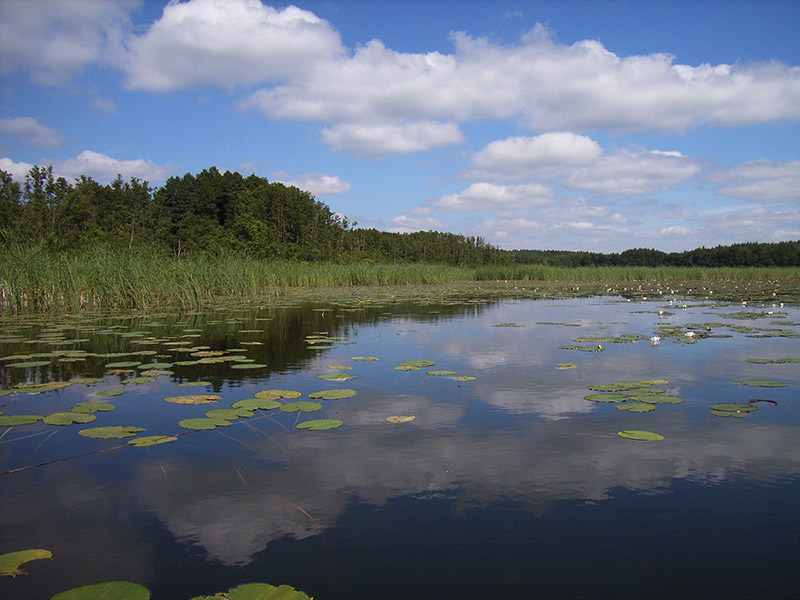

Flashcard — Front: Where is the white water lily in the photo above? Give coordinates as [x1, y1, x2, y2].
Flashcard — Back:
[650, 336, 661, 345]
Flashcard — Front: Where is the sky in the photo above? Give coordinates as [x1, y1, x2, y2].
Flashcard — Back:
[0, 0, 798, 253]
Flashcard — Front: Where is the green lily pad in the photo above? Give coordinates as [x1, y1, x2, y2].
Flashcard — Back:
[316, 372, 356, 381]
[43, 412, 97, 426]
[711, 409, 751, 418]
[556, 362, 577, 370]
[177, 381, 212, 387]
[352, 356, 378, 361]
[279, 401, 323, 413]
[308, 389, 357, 400]
[14, 381, 72, 393]
[617, 430, 664, 441]
[70, 377, 105, 385]
[91, 389, 125, 397]
[205, 408, 254, 420]
[104, 361, 141, 368]
[136, 362, 173, 370]
[7, 360, 52, 368]
[0, 548, 52, 576]
[122, 377, 156, 385]
[189, 582, 311, 600]
[387, 415, 415, 423]
[51, 581, 150, 600]
[296, 418, 343, 431]
[178, 417, 231, 430]
[231, 363, 268, 370]
[255, 389, 301, 400]
[615, 402, 656, 412]
[709, 403, 759, 413]
[128, 435, 177, 447]
[635, 395, 684, 404]
[426, 370, 458, 376]
[448, 375, 476, 381]
[232, 398, 281, 411]
[0, 414, 43, 426]
[584, 394, 627, 403]
[78, 426, 145, 439]
[733, 379, 788, 387]
[71, 402, 116, 413]
[165, 394, 220, 405]
[399, 359, 434, 368]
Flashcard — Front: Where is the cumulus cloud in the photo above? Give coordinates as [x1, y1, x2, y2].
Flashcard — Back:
[0, 117, 61, 147]
[91, 97, 119, 114]
[244, 24, 800, 132]
[124, 0, 344, 91]
[284, 173, 351, 195]
[321, 121, 464, 157]
[0, 0, 135, 85]
[387, 214, 447, 233]
[705, 160, 800, 203]
[0, 157, 34, 181]
[432, 182, 555, 215]
[49, 150, 172, 183]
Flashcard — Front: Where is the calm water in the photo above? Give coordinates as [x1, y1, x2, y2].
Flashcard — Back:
[1, 292, 799, 599]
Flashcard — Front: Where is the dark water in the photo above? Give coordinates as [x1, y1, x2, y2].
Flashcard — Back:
[1, 292, 799, 599]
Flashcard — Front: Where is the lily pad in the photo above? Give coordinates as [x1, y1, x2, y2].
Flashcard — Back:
[231, 363, 268, 370]
[128, 435, 177, 447]
[91, 389, 125, 397]
[70, 377, 105, 385]
[189, 582, 311, 600]
[71, 402, 116, 413]
[178, 417, 231, 430]
[122, 376, 156, 385]
[448, 375, 476, 381]
[205, 408, 254, 420]
[426, 370, 458, 376]
[308, 389, 357, 400]
[0, 548, 52, 577]
[165, 394, 220, 405]
[43, 412, 97, 426]
[0, 414, 43, 426]
[352, 356, 378, 361]
[78, 426, 145, 439]
[709, 403, 759, 413]
[279, 401, 323, 413]
[7, 360, 52, 368]
[255, 389, 301, 400]
[615, 402, 656, 412]
[634, 394, 684, 404]
[233, 398, 281, 411]
[14, 381, 72, 393]
[316, 372, 356, 381]
[556, 362, 577, 370]
[617, 430, 664, 441]
[399, 359, 435, 368]
[387, 416, 415, 423]
[177, 381, 212, 387]
[51, 581, 150, 600]
[104, 361, 141, 368]
[584, 394, 627, 403]
[296, 418, 343, 431]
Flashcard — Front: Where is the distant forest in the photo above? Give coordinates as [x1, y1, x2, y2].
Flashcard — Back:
[1, 166, 798, 268]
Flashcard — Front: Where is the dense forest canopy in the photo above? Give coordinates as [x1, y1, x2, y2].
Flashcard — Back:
[1, 166, 797, 267]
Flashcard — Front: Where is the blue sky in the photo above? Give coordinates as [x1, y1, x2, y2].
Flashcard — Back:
[1, 0, 798, 253]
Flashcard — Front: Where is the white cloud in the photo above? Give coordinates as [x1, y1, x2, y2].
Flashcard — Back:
[432, 182, 555, 215]
[705, 160, 800, 203]
[469, 132, 602, 179]
[244, 24, 800, 132]
[91, 97, 119, 114]
[321, 121, 464, 157]
[124, 0, 344, 91]
[0, 117, 61, 147]
[0, 157, 34, 181]
[0, 0, 135, 85]
[49, 150, 172, 183]
[387, 214, 446, 233]
[284, 173, 351, 195]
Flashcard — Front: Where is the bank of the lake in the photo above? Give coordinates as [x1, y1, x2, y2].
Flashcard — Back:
[1, 246, 798, 313]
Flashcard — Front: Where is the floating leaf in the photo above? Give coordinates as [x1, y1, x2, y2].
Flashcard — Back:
[399, 359, 434, 368]
[0, 414, 43, 426]
[78, 426, 145, 439]
[104, 361, 141, 368]
[635, 394, 684, 404]
[122, 376, 155, 385]
[448, 375, 476, 381]
[352, 356, 378, 361]
[233, 398, 281, 411]
[640, 379, 669, 385]
[51, 581, 151, 600]
[7, 360, 52, 368]
[189, 582, 311, 600]
[71, 402, 116, 413]
[137, 362, 173, 370]
[615, 402, 656, 412]
[0, 548, 52, 577]
[231, 363, 268, 370]
[387, 416, 415, 423]
[426, 370, 458, 376]
[308, 389, 357, 400]
[91, 389, 125, 397]
[617, 430, 664, 441]
[14, 381, 71, 393]
[70, 377, 105, 385]
[177, 381, 212, 387]
[733, 379, 788, 387]
[128, 435, 177, 447]
[205, 408, 254, 420]
[584, 394, 627, 403]
[43, 412, 97, 426]
[254, 389, 300, 400]
[556, 362, 577, 370]
[165, 394, 220, 405]
[178, 417, 231, 430]
[709, 403, 759, 413]
[279, 401, 322, 413]
[316, 372, 356, 381]
[296, 418, 343, 431]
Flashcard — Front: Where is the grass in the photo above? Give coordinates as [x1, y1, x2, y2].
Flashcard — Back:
[1, 244, 798, 313]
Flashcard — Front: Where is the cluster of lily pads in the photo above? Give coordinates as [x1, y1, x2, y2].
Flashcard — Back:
[1, 548, 311, 599]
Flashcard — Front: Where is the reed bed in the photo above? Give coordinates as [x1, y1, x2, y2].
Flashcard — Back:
[1, 244, 797, 314]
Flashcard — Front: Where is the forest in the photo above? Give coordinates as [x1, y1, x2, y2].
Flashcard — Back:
[1, 165, 797, 268]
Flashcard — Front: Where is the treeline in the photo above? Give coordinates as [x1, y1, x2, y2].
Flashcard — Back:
[506, 242, 800, 268]
[0, 166, 500, 266]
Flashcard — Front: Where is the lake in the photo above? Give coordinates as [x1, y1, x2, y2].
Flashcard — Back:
[2, 285, 799, 599]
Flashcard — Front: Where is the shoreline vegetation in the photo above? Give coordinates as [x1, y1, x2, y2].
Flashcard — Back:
[2, 165, 799, 313]
[2, 245, 798, 314]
